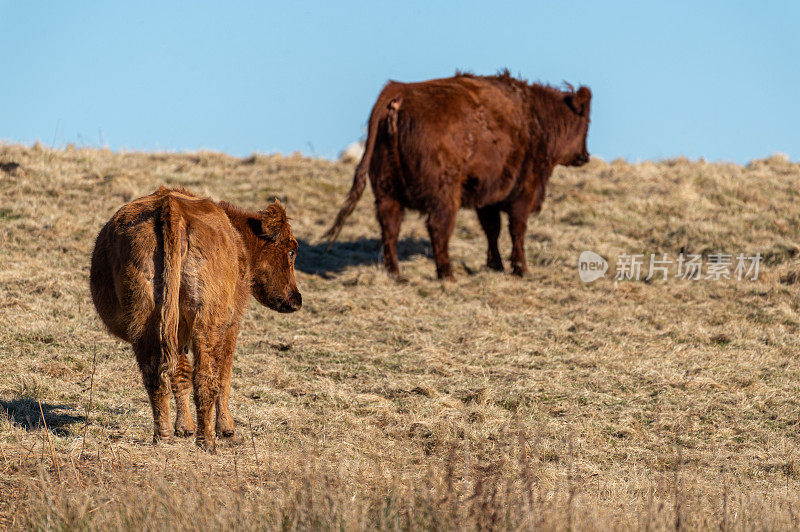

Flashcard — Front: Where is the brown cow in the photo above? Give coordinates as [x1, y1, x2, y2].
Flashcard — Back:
[90, 187, 301, 452]
[324, 71, 592, 280]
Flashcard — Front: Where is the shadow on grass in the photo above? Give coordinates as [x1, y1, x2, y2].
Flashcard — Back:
[1, 397, 85, 436]
[296, 237, 431, 277]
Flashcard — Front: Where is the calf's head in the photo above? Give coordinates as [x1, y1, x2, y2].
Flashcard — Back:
[249, 201, 302, 313]
[558, 86, 592, 167]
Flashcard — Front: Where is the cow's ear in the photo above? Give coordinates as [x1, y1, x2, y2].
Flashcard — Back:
[259, 200, 288, 241]
[566, 86, 592, 116]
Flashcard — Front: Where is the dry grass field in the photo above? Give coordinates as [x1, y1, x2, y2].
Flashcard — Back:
[2, 143, 800, 530]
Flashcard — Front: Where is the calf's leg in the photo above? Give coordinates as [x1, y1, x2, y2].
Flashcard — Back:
[192, 337, 220, 452]
[476, 206, 503, 271]
[214, 325, 238, 438]
[134, 337, 172, 443]
[171, 348, 195, 437]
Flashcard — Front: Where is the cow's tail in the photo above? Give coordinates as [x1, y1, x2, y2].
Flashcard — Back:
[158, 195, 183, 381]
[323, 94, 401, 249]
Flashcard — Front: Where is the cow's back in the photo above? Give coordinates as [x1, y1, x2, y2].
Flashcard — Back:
[375, 76, 531, 209]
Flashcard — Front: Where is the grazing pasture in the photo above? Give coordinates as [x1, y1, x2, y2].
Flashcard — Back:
[2, 144, 800, 529]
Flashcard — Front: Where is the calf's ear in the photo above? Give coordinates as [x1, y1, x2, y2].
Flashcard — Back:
[258, 200, 288, 241]
[566, 86, 592, 117]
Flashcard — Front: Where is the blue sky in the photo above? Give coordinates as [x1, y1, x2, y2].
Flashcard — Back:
[1, 1, 797, 163]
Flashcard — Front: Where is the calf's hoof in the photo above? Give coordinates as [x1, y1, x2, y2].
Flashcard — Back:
[174, 416, 195, 437]
[174, 425, 195, 438]
[195, 437, 216, 454]
[215, 423, 236, 439]
[152, 431, 174, 445]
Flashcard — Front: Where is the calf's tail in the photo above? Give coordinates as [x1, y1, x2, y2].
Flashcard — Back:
[323, 95, 401, 249]
[158, 195, 184, 380]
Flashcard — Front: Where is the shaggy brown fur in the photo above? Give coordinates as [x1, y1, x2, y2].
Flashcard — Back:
[90, 187, 301, 452]
[325, 71, 592, 279]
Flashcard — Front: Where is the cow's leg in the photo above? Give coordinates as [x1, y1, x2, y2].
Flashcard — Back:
[507, 200, 533, 277]
[171, 347, 195, 437]
[191, 336, 220, 452]
[476, 206, 503, 271]
[425, 202, 458, 281]
[134, 336, 172, 444]
[376, 197, 404, 278]
[214, 325, 238, 438]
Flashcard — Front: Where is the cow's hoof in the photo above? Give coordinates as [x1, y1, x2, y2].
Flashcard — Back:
[511, 265, 530, 277]
[487, 260, 504, 272]
[387, 271, 408, 284]
[436, 266, 456, 281]
[195, 438, 216, 454]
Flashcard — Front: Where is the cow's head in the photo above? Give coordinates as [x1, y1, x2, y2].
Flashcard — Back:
[559, 86, 592, 167]
[249, 201, 302, 313]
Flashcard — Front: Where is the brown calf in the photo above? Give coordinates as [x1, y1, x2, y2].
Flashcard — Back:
[90, 187, 301, 452]
[325, 71, 592, 279]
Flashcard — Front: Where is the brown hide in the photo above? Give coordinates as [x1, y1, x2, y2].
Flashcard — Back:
[90, 187, 301, 451]
[325, 71, 592, 279]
